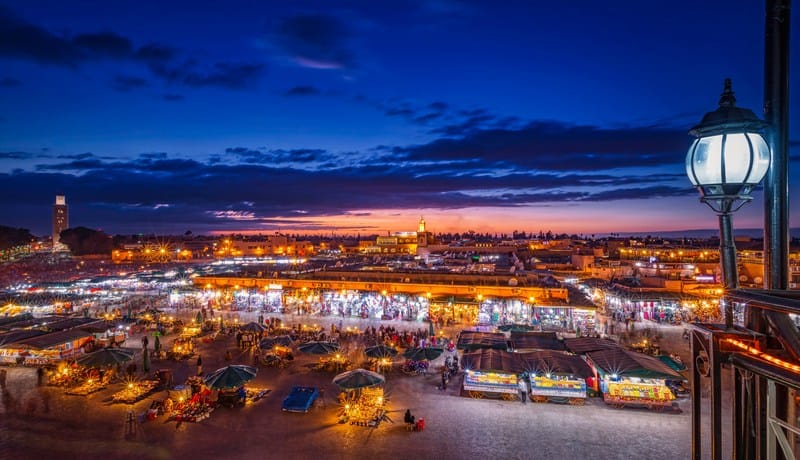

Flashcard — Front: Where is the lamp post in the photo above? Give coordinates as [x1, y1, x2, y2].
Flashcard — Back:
[685, 78, 771, 329]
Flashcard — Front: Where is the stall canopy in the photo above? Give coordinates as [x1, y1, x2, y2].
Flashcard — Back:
[76, 348, 134, 368]
[364, 344, 398, 358]
[298, 341, 340, 355]
[517, 350, 594, 379]
[498, 324, 538, 333]
[12, 329, 93, 350]
[461, 349, 523, 373]
[0, 329, 46, 347]
[563, 337, 621, 355]
[240, 322, 267, 333]
[456, 332, 509, 351]
[332, 368, 385, 390]
[403, 347, 444, 361]
[259, 335, 294, 349]
[510, 332, 564, 351]
[0, 313, 34, 328]
[585, 348, 684, 380]
[204, 365, 258, 389]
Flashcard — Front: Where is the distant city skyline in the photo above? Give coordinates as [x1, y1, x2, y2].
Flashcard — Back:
[0, 1, 798, 236]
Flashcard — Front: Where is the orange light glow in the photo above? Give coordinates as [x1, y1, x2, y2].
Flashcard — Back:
[725, 338, 800, 373]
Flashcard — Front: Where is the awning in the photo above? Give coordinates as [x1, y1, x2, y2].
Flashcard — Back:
[461, 349, 523, 373]
[585, 348, 683, 380]
[456, 331, 509, 351]
[510, 331, 564, 351]
[12, 329, 93, 350]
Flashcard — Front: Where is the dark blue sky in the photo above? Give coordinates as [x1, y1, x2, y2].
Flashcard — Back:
[0, 0, 798, 236]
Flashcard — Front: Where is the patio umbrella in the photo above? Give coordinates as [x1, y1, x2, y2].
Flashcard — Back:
[240, 322, 267, 333]
[298, 341, 340, 355]
[403, 347, 444, 361]
[76, 348, 135, 368]
[204, 365, 258, 390]
[364, 344, 398, 358]
[333, 368, 385, 390]
[259, 335, 294, 349]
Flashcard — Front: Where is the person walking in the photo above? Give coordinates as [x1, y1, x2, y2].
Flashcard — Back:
[196, 355, 203, 376]
[518, 376, 528, 404]
[36, 366, 44, 386]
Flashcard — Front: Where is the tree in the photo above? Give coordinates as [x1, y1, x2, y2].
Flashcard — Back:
[0, 225, 35, 250]
[59, 227, 113, 256]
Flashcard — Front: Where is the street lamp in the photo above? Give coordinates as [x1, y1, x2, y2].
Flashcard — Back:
[685, 78, 770, 328]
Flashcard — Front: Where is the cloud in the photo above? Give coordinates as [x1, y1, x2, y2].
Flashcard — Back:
[276, 15, 355, 69]
[112, 75, 149, 92]
[0, 6, 261, 90]
[150, 61, 264, 89]
[0, 116, 712, 234]
[284, 85, 320, 96]
[225, 147, 331, 164]
[162, 94, 184, 102]
[72, 32, 133, 58]
[399, 120, 690, 172]
[56, 152, 96, 160]
[0, 151, 36, 159]
[0, 77, 20, 87]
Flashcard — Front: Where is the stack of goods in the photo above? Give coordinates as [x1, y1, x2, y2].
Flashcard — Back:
[345, 387, 386, 426]
[111, 380, 160, 404]
[244, 388, 271, 405]
[65, 377, 106, 396]
[168, 380, 215, 422]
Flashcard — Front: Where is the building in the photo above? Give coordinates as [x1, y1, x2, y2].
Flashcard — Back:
[52, 195, 68, 246]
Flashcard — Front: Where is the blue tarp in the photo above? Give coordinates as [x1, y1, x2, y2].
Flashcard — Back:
[282, 386, 318, 413]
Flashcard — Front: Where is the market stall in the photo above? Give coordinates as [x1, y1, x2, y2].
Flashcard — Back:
[166, 376, 215, 422]
[456, 331, 509, 352]
[584, 348, 682, 411]
[333, 369, 387, 427]
[111, 380, 160, 404]
[460, 349, 520, 400]
[517, 350, 593, 404]
[168, 337, 194, 360]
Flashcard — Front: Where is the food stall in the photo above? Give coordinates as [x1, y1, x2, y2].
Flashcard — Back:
[10, 329, 94, 366]
[584, 347, 682, 411]
[168, 337, 194, 360]
[529, 374, 587, 404]
[341, 386, 386, 427]
[167, 377, 215, 422]
[460, 349, 520, 400]
[517, 350, 593, 405]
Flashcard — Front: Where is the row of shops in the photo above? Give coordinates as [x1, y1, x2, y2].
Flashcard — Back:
[181, 287, 598, 331]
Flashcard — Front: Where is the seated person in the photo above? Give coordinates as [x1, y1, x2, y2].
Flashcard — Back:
[404, 409, 415, 430]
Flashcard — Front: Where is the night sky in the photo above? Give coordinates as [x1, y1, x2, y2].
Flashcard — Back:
[1, 0, 798, 237]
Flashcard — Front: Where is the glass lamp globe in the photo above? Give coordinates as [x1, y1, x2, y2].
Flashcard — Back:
[685, 79, 770, 205]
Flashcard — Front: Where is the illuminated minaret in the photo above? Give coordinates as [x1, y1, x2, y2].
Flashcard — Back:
[417, 216, 429, 249]
[52, 195, 68, 245]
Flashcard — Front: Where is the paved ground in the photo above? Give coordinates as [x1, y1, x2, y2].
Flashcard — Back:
[1, 312, 700, 460]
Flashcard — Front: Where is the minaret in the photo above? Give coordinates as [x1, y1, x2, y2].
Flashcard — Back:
[418, 216, 426, 233]
[53, 195, 68, 246]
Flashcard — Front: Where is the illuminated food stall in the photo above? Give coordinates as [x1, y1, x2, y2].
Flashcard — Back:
[11, 329, 94, 365]
[518, 350, 593, 405]
[584, 348, 682, 411]
[460, 349, 520, 400]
